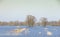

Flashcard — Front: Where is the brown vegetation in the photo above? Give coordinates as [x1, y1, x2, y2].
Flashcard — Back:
[0, 15, 60, 26]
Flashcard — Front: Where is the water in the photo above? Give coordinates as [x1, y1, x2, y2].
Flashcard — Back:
[0, 26, 60, 37]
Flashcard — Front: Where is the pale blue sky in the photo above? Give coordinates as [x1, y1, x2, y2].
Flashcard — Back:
[0, 0, 60, 22]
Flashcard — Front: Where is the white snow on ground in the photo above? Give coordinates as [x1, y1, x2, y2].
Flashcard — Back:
[3, 27, 57, 36]
[24, 29, 30, 35]
[38, 32, 41, 34]
[16, 26, 20, 28]
[44, 28, 48, 30]
[6, 28, 28, 35]
[44, 27, 48, 32]
[7, 27, 52, 36]
[47, 31, 52, 36]
[53, 29, 57, 31]
[44, 27, 52, 36]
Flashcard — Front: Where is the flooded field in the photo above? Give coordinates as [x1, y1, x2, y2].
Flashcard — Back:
[0, 26, 60, 37]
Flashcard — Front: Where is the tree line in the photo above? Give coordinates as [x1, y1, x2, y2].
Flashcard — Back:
[0, 15, 60, 26]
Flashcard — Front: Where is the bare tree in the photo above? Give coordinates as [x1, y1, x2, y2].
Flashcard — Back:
[26, 15, 36, 27]
[40, 17, 48, 26]
[57, 20, 60, 26]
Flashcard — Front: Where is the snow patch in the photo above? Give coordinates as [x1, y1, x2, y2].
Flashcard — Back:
[6, 28, 27, 35]
[39, 32, 41, 34]
[44, 28, 48, 30]
[47, 31, 52, 36]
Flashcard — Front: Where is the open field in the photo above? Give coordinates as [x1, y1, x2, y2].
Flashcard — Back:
[0, 26, 60, 37]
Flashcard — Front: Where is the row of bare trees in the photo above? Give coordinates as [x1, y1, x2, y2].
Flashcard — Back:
[0, 15, 60, 26]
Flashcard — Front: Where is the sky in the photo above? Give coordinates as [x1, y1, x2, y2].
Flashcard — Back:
[0, 0, 60, 22]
